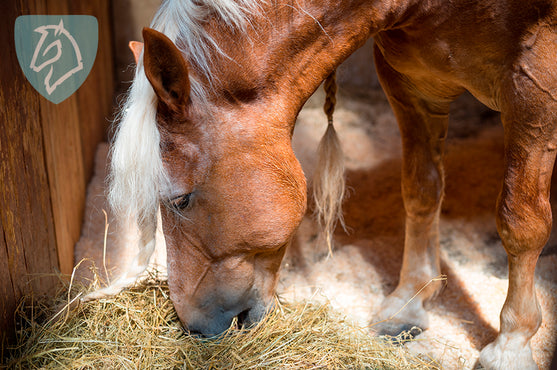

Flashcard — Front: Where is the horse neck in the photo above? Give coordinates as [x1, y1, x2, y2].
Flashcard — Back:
[264, 0, 401, 95]
[204, 0, 422, 119]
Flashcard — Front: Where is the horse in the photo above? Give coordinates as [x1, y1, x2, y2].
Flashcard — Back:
[85, 0, 557, 368]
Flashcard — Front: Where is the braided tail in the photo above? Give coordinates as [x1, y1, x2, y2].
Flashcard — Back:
[312, 71, 346, 255]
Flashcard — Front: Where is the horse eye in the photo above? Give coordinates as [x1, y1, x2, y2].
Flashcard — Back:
[169, 193, 192, 210]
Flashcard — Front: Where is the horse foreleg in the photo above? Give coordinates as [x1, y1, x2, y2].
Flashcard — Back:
[479, 104, 556, 369]
[372, 46, 453, 335]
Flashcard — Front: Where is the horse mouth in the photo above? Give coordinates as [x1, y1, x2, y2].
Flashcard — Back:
[184, 306, 258, 338]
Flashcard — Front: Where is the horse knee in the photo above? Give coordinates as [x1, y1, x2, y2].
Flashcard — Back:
[401, 141, 444, 218]
[402, 167, 443, 220]
[496, 194, 551, 255]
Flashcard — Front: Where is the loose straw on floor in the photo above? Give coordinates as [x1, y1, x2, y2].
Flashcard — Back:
[4, 271, 441, 369]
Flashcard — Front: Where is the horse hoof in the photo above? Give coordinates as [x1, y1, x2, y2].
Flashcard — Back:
[374, 321, 423, 337]
[479, 333, 538, 370]
[371, 294, 429, 338]
[372, 320, 424, 345]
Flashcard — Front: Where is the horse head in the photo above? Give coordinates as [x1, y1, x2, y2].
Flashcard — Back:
[140, 28, 307, 336]
[108, 0, 355, 337]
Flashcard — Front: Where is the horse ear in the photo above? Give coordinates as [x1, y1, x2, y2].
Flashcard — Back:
[128, 41, 143, 65]
[142, 27, 190, 113]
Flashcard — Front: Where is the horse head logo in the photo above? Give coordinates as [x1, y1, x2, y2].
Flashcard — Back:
[15, 15, 97, 104]
[29, 19, 83, 95]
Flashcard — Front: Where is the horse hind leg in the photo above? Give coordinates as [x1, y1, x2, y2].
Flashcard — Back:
[371, 46, 455, 336]
[479, 83, 557, 369]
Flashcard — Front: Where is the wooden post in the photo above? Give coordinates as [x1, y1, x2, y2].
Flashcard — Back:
[0, 0, 114, 343]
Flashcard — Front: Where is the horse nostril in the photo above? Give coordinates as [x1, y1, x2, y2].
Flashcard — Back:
[236, 308, 251, 328]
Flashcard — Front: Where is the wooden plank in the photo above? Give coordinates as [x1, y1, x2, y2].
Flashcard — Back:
[35, 0, 99, 275]
[41, 0, 84, 276]
[0, 218, 17, 344]
[0, 0, 60, 340]
[1, 0, 59, 292]
[72, 0, 115, 182]
[40, 96, 85, 276]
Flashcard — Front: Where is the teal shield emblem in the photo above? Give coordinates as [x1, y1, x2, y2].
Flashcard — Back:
[15, 15, 98, 104]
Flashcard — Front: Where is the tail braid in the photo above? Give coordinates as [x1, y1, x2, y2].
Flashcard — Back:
[313, 70, 346, 255]
[323, 71, 337, 123]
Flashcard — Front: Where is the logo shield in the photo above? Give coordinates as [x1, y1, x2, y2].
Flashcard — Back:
[15, 15, 98, 104]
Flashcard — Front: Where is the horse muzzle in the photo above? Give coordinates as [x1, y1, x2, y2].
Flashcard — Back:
[180, 297, 270, 337]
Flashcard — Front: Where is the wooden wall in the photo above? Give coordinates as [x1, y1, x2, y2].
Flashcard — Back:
[0, 0, 114, 342]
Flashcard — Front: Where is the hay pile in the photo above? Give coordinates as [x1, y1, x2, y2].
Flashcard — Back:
[4, 272, 440, 369]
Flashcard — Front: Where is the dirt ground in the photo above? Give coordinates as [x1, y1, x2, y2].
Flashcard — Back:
[75, 85, 557, 369]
